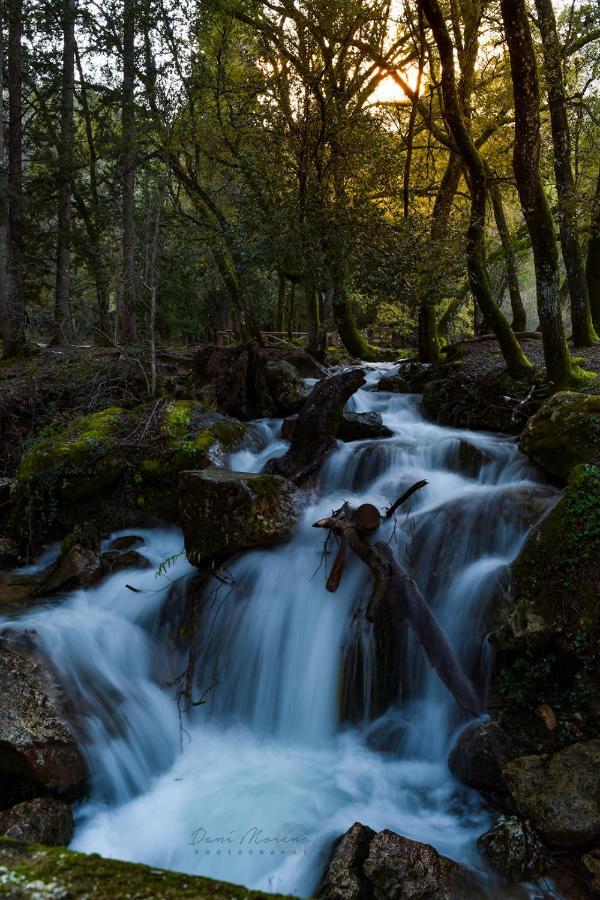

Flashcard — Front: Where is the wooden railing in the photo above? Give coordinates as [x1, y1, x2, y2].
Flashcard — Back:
[216, 331, 308, 347]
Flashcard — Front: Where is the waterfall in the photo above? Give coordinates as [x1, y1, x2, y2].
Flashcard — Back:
[0, 364, 554, 897]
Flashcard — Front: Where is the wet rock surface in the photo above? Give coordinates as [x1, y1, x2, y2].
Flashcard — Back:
[179, 468, 302, 567]
[0, 797, 74, 846]
[0, 638, 87, 807]
[503, 740, 600, 849]
[519, 391, 600, 481]
[318, 822, 486, 899]
[476, 815, 546, 881]
[282, 410, 392, 443]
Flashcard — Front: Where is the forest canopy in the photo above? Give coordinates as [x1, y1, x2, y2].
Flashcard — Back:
[0, 0, 599, 386]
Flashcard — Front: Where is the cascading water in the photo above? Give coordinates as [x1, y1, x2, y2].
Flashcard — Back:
[1, 365, 555, 897]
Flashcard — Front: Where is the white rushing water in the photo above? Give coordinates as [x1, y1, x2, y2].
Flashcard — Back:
[1, 364, 554, 897]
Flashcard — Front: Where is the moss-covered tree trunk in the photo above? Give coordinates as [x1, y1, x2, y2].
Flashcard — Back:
[418, 154, 462, 363]
[420, 0, 532, 378]
[500, 0, 576, 389]
[489, 180, 527, 332]
[586, 167, 600, 333]
[534, 0, 596, 347]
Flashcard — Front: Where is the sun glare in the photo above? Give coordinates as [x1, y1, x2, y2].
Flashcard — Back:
[371, 64, 422, 104]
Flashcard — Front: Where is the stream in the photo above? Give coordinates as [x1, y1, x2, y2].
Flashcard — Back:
[1, 364, 554, 897]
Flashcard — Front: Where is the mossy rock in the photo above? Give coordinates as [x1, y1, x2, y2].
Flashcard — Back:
[491, 462, 600, 734]
[12, 402, 247, 541]
[180, 468, 302, 567]
[0, 837, 292, 898]
[519, 392, 600, 481]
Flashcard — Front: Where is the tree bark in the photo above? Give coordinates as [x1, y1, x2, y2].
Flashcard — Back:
[420, 0, 532, 378]
[586, 167, 600, 333]
[500, 0, 576, 389]
[418, 153, 462, 363]
[266, 368, 365, 482]
[0, 14, 11, 351]
[118, 0, 136, 344]
[534, 0, 596, 347]
[489, 180, 527, 332]
[53, 0, 76, 344]
[4, 0, 26, 358]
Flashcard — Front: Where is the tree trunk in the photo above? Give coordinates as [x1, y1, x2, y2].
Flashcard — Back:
[418, 153, 462, 363]
[75, 42, 111, 342]
[420, 0, 532, 379]
[4, 0, 26, 358]
[534, 0, 596, 347]
[489, 180, 527, 332]
[266, 368, 366, 482]
[0, 14, 11, 351]
[275, 271, 286, 332]
[586, 167, 600, 333]
[118, 0, 136, 344]
[54, 0, 76, 344]
[500, 0, 576, 389]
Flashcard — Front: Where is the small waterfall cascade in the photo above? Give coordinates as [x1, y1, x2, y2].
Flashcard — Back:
[1, 364, 554, 897]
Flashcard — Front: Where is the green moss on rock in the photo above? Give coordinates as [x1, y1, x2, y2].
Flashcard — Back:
[492, 462, 600, 731]
[12, 402, 247, 539]
[0, 838, 292, 898]
[519, 392, 600, 480]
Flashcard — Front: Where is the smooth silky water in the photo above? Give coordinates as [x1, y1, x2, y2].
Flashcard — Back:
[1, 365, 555, 897]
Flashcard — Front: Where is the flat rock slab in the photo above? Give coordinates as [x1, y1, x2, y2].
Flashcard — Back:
[179, 468, 302, 567]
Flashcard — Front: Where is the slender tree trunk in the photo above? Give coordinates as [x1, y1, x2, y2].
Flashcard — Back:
[275, 270, 286, 332]
[4, 0, 26, 358]
[75, 42, 110, 340]
[489, 180, 527, 331]
[500, 0, 576, 388]
[421, 0, 532, 378]
[0, 15, 11, 349]
[534, 0, 596, 347]
[287, 283, 295, 342]
[586, 167, 600, 332]
[118, 0, 136, 344]
[418, 153, 462, 363]
[54, 0, 76, 344]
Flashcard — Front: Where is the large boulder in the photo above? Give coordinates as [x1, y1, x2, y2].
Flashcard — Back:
[179, 468, 302, 567]
[448, 721, 514, 794]
[0, 797, 73, 846]
[519, 392, 600, 481]
[503, 741, 600, 849]
[491, 462, 600, 651]
[192, 343, 316, 419]
[476, 815, 546, 882]
[10, 401, 248, 545]
[319, 822, 486, 899]
[0, 638, 87, 808]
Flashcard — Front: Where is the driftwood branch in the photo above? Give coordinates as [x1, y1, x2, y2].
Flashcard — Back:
[314, 496, 481, 717]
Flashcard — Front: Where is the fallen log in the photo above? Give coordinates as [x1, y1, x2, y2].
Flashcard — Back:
[266, 368, 366, 483]
[313, 499, 481, 718]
